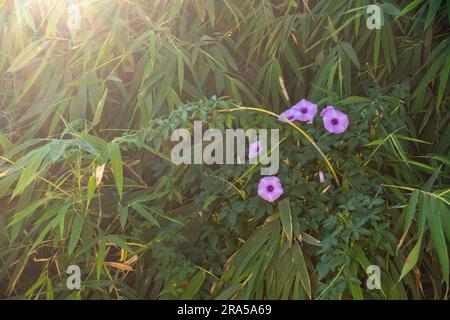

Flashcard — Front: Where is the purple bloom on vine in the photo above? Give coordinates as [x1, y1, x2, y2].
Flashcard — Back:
[249, 140, 263, 160]
[320, 106, 335, 117]
[322, 107, 349, 134]
[319, 170, 325, 183]
[292, 99, 318, 123]
[278, 108, 301, 123]
[258, 176, 283, 203]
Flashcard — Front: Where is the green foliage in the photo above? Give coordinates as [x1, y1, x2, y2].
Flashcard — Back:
[0, 0, 449, 300]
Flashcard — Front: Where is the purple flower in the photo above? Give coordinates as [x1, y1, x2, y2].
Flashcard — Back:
[278, 108, 301, 123]
[292, 99, 318, 123]
[322, 107, 349, 134]
[249, 140, 263, 160]
[258, 176, 283, 203]
[320, 106, 335, 117]
[319, 170, 325, 183]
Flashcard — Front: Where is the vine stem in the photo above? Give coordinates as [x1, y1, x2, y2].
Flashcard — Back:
[218, 106, 340, 186]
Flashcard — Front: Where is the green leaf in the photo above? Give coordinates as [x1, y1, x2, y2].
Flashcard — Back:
[399, 0, 424, 16]
[398, 190, 420, 248]
[300, 232, 322, 247]
[436, 55, 450, 111]
[398, 239, 421, 283]
[25, 274, 46, 297]
[105, 235, 132, 252]
[87, 176, 96, 203]
[424, 0, 442, 30]
[131, 203, 160, 228]
[179, 270, 206, 299]
[93, 88, 108, 126]
[340, 42, 360, 69]
[7, 199, 47, 227]
[427, 197, 449, 286]
[177, 55, 184, 93]
[46, 277, 54, 300]
[292, 242, 311, 299]
[278, 198, 293, 241]
[0, 132, 13, 152]
[214, 283, 240, 300]
[108, 142, 123, 200]
[347, 263, 363, 300]
[118, 203, 128, 229]
[68, 214, 85, 256]
[97, 239, 106, 280]
[340, 96, 371, 105]
[203, 195, 217, 210]
[12, 148, 48, 198]
[7, 40, 48, 73]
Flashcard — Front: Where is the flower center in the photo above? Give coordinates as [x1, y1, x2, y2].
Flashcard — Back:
[331, 118, 338, 125]
[256, 146, 260, 152]
[300, 107, 308, 114]
[287, 114, 294, 120]
[267, 185, 274, 192]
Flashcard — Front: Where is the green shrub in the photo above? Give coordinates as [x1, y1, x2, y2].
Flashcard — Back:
[0, 0, 449, 299]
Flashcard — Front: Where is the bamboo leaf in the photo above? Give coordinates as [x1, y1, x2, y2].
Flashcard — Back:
[93, 88, 108, 126]
[427, 197, 449, 286]
[97, 239, 106, 280]
[12, 148, 48, 198]
[68, 215, 85, 256]
[108, 142, 123, 200]
[7, 40, 48, 73]
[398, 190, 420, 249]
[131, 203, 160, 228]
[398, 239, 421, 283]
[278, 198, 293, 241]
[118, 203, 128, 229]
[292, 242, 311, 299]
[180, 270, 206, 299]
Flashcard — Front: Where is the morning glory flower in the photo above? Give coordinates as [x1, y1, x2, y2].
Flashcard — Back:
[257, 176, 283, 203]
[320, 106, 335, 117]
[249, 140, 263, 160]
[321, 107, 349, 134]
[319, 170, 325, 183]
[278, 108, 302, 123]
[292, 99, 318, 123]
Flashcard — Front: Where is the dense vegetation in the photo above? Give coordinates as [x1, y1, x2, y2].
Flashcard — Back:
[0, 0, 449, 299]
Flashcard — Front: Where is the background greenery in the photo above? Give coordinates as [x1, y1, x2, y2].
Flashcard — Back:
[0, 0, 449, 299]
